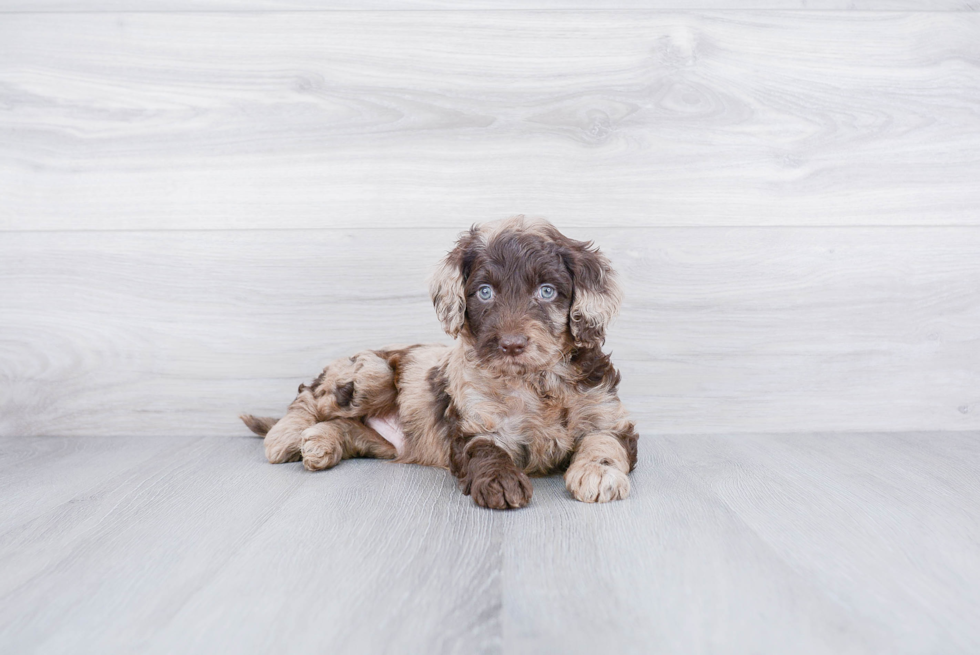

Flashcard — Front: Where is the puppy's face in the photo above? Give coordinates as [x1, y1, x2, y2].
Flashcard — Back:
[462, 229, 574, 373]
[430, 216, 622, 374]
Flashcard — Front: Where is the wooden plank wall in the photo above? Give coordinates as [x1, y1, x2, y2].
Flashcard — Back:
[1, 3, 978, 437]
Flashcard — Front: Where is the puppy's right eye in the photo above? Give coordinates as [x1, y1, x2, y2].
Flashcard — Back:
[477, 284, 494, 301]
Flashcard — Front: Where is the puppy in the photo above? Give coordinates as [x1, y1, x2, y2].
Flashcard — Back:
[241, 216, 638, 509]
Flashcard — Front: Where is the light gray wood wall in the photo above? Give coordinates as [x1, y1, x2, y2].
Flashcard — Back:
[1, 2, 977, 11]
[3, 12, 980, 231]
[1, 5, 978, 437]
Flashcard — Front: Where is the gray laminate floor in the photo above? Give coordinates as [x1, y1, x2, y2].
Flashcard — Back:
[1, 431, 978, 654]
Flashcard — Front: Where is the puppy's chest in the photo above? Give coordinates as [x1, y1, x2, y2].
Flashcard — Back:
[470, 384, 574, 474]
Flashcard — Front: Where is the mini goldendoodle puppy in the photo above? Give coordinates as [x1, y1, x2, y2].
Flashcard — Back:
[241, 215, 638, 509]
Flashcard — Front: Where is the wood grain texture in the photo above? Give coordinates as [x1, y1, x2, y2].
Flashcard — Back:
[0, 436, 195, 534]
[1, 1, 977, 11]
[0, 436, 499, 655]
[3, 6, 978, 654]
[2, 12, 979, 230]
[1, 432, 978, 653]
[1, 226, 977, 438]
[503, 431, 980, 654]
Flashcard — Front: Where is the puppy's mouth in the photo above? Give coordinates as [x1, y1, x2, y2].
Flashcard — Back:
[476, 338, 563, 375]
[482, 354, 533, 377]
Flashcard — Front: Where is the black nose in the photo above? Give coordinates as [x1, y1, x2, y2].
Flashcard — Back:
[498, 335, 528, 356]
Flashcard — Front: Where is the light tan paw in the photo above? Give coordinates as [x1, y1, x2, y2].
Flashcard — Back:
[264, 427, 303, 464]
[565, 461, 630, 503]
[300, 427, 344, 471]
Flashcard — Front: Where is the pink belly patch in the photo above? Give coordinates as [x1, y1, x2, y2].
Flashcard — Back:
[366, 413, 406, 456]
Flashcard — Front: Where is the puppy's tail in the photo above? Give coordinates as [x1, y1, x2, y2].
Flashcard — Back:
[240, 414, 279, 437]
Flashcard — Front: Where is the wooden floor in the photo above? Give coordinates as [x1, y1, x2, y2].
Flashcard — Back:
[0, 430, 978, 654]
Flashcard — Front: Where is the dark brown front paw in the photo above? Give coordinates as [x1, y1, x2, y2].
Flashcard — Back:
[468, 468, 533, 510]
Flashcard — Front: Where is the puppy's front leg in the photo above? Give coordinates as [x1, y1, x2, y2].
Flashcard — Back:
[452, 438, 533, 510]
[565, 429, 636, 503]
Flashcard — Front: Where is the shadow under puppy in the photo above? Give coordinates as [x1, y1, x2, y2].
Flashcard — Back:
[242, 216, 638, 509]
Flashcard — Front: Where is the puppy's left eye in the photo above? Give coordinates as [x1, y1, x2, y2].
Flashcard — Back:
[477, 284, 494, 301]
[537, 284, 557, 301]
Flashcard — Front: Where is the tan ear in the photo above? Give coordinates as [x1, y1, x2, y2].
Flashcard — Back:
[563, 239, 622, 347]
[428, 229, 479, 338]
[428, 255, 466, 338]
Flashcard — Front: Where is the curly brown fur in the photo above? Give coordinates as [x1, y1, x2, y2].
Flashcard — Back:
[243, 215, 638, 508]
[460, 440, 534, 510]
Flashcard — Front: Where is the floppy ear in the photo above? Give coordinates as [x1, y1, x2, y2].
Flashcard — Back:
[429, 229, 479, 339]
[561, 238, 623, 348]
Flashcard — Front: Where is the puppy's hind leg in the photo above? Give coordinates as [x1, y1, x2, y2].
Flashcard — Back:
[301, 418, 397, 471]
[246, 348, 400, 466]
[310, 350, 398, 420]
[258, 387, 319, 464]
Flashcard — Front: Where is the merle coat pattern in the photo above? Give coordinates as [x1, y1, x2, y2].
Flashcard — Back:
[242, 216, 638, 508]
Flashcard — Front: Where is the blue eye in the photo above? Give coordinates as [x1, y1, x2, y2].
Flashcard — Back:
[477, 285, 494, 301]
[538, 284, 556, 300]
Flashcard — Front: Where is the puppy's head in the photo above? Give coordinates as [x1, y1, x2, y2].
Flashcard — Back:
[429, 216, 622, 373]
